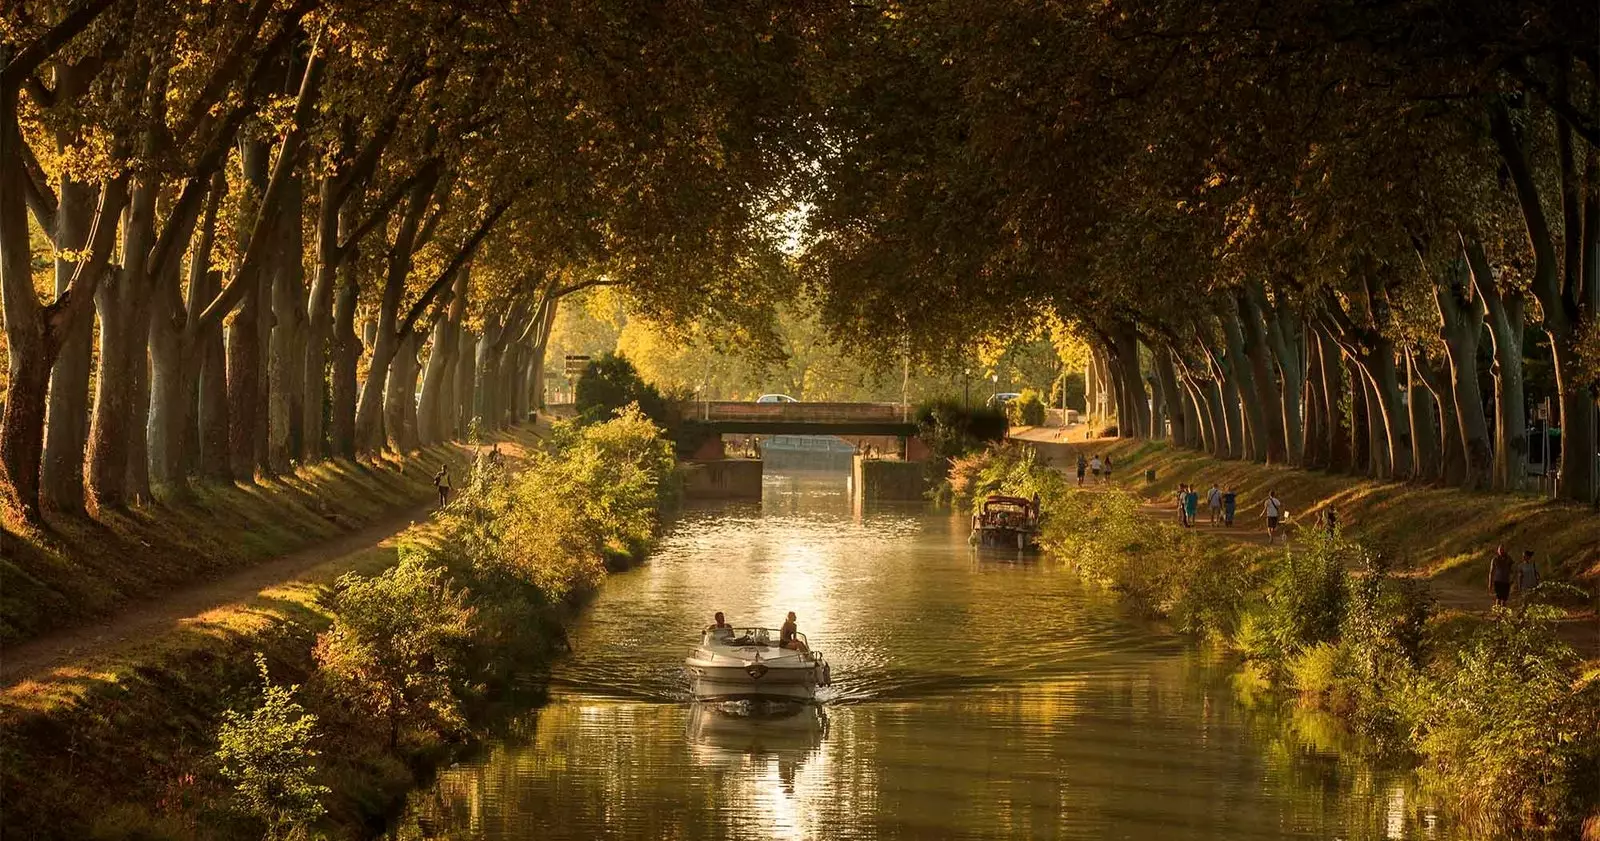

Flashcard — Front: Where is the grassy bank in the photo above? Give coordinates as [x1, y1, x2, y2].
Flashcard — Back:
[1029, 436, 1600, 586]
[0, 438, 503, 646]
[956, 442, 1600, 837]
[0, 409, 678, 840]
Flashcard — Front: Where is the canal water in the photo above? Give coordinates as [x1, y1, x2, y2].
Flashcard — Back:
[398, 465, 1449, 840]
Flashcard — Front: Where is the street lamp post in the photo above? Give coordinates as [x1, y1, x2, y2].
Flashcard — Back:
[964, 368, 972, 408]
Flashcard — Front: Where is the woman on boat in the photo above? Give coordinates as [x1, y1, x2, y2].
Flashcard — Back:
[779, 611, 810, 651]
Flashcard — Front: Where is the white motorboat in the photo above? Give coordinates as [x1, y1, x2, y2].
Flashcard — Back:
[685, 627, 832, 702]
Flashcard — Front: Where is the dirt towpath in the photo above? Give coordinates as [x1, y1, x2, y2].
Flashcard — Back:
[0, 502, 433, 687]
[1, 432, 544, 689]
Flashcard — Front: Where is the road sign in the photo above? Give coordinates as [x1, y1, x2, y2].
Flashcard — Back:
[564, 355, 591, 377]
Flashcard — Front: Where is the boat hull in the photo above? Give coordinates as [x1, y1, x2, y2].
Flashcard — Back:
[972, 526, 1038, 550]
[686, 662, 822, 702]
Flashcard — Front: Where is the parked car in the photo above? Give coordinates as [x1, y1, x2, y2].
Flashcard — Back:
[986, 392, 1022, 407]
[756, 394, 799, 403]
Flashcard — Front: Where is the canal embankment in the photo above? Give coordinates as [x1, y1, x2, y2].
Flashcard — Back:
[0, 409, 678, 840]
[959, 437, 1600, 837]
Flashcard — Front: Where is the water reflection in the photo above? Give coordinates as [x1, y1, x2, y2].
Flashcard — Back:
[397, 461, 1452, 840]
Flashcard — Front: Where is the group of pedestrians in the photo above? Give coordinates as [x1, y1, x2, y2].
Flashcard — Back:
[1171, 483, 1290, 544]
[1174, 483, 1241, 529]
[1074, 453, 1113, 486]
[1487, 545, 1542, 607]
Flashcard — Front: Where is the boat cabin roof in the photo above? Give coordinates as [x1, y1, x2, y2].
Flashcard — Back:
[982, 495, 1034, 512]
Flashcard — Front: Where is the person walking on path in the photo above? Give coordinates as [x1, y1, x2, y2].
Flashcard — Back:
[1488, 545, 1515, 607]
[1103, 455, 1114, 484]
[1207, 484, 1222, 525]
[433, 465, 452, 510]
[1090, 454, 1103, 482]
[1321, 505, 1339, 537]
[1260, 490, 1285, 544]
[1183, 485, 1199, 528]
[1076, 454, 1087, 487]
[1176, 484, 1190, 527]
[1513, 549, 1539, 600]
[1222, 487, 1237, 526]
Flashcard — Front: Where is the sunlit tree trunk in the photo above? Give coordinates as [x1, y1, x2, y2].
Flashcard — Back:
[1301, 328, 1327, 469]
[1466, 240, 1529, 491]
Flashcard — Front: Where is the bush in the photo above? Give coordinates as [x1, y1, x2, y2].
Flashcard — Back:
[314, 552, 477, 747]
[574, 352, 669, 426]
[215, 654, 330, 841]
[445, 405, 676, 605]
[914, 398, 1008, 484]
[1006, 389, 1047, 426]
[1411, 606, 1600, 833]
[1247, 531, 1351, 666]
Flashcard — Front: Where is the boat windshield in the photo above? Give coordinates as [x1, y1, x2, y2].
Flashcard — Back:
[706, 627, 805, 648]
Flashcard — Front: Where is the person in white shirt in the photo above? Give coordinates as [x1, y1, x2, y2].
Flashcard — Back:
[1207, 484, 1222, 524]
[1260, 490, 1284, 544]
[1089, 455, 1103, 481]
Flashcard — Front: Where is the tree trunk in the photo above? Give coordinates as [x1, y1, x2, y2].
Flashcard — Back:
[39, 174, 98, 514]
[1346, 354, 1371, 475]
[195, 268, 230, 481]
[454, 327, 476, 438]
[1239, 289, 1289, 463]
[1153, 345, 1186, 446]
[329, 251, 360, 458]
[353, 173, 433, 453]
[1367, 343, 1412, 479]
[87, 175, 160, 510]
[1220, 315, 1264, 461]
[1315, 327, 1351, 472]
[1416, 356, 1465, 486]
[1467, 241, 1529, 491]
[225, 138, 270, 480]
[1264, 306, 1305, 464]
[383, 330, 421, 452]
[301, 179, 341, 462]
[267, 172, 306, 473]
[1433, 258, 1491, 488]
[1405, 352, 1440, 482]
[1301, 327, 1328, 469]
[417, 263, 469, 445]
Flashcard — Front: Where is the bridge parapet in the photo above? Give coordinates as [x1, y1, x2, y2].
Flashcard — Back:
[698, 401, 911, 424]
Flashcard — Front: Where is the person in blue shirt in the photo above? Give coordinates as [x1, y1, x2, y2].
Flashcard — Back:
[1222, 487, 1237, 526]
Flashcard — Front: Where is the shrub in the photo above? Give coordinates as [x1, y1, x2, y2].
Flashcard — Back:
[913, 398, 1008, 482]
[314, 552, 477, 747]
[215, 654, 330, 841]
[446, 405, 676, 605]
[1287, 642, 1348, 709]
[1006, 389, 1047, 426]
[1249, 531, 1351, 665]
[574, 352, 669, 426]
[1411, 606, 1600, 833]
